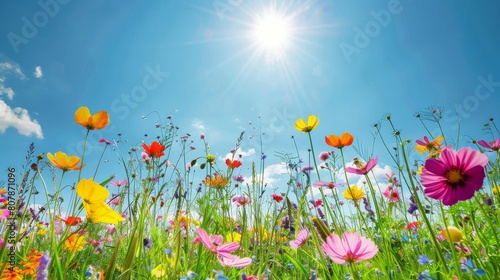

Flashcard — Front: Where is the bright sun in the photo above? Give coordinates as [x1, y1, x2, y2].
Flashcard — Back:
[252, 9, 292, 60]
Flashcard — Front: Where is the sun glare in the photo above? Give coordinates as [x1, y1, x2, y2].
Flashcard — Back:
[252, 9, 292, 60]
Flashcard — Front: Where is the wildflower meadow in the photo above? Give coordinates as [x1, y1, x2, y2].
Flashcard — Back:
[0, 106, 499, 280]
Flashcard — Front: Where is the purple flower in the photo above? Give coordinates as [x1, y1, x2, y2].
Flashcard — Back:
[477, 138, 500, 151]
[36, 251, 51, 280]
[420, 147, 489, 206]
[407, 203, 418, 214]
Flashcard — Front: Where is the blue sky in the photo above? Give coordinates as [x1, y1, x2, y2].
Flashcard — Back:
[1, 1, 499, 199]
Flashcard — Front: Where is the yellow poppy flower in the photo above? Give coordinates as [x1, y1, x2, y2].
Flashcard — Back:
[75, 106, 109, 130]
[47, 151, 84, 171]
[65, 233, 86, 252]
[295, 115, 319, 133]
[226, 232, 242, 242]
[76, 178, 109, 212]
[86, 203, 124, 224]
[343, 185, 365, 202]
[440, 226, 463, 243]
[492, 184, 500, 197]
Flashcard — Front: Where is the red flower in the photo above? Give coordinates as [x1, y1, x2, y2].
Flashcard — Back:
[405, 221, 420, 230]
[272, 194, 283, 203]
[142, 141, 166, 158]
[59, 216, 83, 226]
[314, 199, 323, 208]
[225, 159, 242, 169]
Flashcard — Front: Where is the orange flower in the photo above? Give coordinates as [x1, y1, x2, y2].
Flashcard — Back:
[59, 216, 83, 226]
[20, 249, 43, 276]
[225, 159, 242, 169]
[142, 141, 166, 158]
[0, 263, 23, 280]
[325, 133, 354, 149]
[47, 151, 84, 171]
[204, 174, 229, 189]
[75, 106, 109, 130]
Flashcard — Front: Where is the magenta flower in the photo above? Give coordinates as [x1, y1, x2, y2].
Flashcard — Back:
[319, 151, 330, 161]
[98, 138, 112, 145]
[192, 228, 240, 259]
[345, 156, 378, 175]
[289, 228, 309, 249]
[478, 138, 500, 151]
[321, 232, 378, 264]
[217, 255, 252, 268]
[232, 195, 251, 207]
[420, 147, 489, 206]
[0, 209, 10, 220]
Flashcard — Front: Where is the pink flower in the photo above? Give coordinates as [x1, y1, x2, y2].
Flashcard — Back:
[192, 228, 239, 259]
[382, 187, 400, 203]
[313, 181, 345, 189]
[109, 197, 121, 205]
[289, 228, 309, 249]
[321, 232, 378, 264]
[345, 156, 378, 175]
[478, 138, 500, 151]
[420, 147, 489, 206]
[110, 179, 128, 187]
[232, 195, 251, 207]
[217, 255, 252, 268]
[0, 209, 10, 220]
[98, 138, 112, 145]
[106, 225, 116, 235]
[200, 133, 205, 139]
[319, 151, 330, 161]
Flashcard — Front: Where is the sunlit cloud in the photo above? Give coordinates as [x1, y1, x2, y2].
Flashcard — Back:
[34, 66, 43, 78]
[0, 100, 43, 139]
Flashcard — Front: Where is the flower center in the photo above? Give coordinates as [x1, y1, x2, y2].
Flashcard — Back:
[446, 169, 463, 184]
[345, 252, 356, 263]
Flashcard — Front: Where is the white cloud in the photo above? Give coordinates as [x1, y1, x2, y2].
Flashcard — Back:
[34, 66, 43, 78]
[223, 147, 255, 160]
[243, 162, 289, 188]
[192, 118, 205, 130]
[0, 100, 43, 139]
[0, 61, 43, 139]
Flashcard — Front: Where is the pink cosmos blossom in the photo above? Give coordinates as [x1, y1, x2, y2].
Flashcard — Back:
[420, 147, 489, 206]
[478, 138, 500, 151]
[110, 179, 128, 187]
[106, 225, 116, 235]
[217, 255, 252, 268]
[321, 231, 378, 264]
[192, 228, 239, 259]
[98, 138, 112, 145]
[313, 181, 345, 189]
[382, 187, 400, 203]
[345, 156, 378, 175]
[289, 228, 309, 249]
[109, 197, 121, 205]
[232, 195, 251, 207]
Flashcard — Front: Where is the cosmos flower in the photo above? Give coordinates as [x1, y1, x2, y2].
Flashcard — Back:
[232, 195, 251, 207]
[192, 228, 240, 259]
[74, 106, 109, 130]
[217, 255, 252, 268]
[325, 132, 354, 149]
[110, 179, 128, 187]
[477, 138, 500, 151]
[295, 115, 319, 133]
[420, 147, 489, 206]
[321, 231, 378, 264]
[383, 187, 400, 203]
[313, 181, 345, 190]
[345, 156, 378, 175]
[47, 151, 84, 171]
[289, 228, 309, 249]
[142, 141, 166, 158]
[76, 178, 124, 224]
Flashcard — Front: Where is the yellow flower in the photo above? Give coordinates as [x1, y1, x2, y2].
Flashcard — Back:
[295, 115, 319, 133]
[226, 232, 241, 242]
[47, 151, 84, 171]
[151, 264, 166, 278]
[440, 226, 463, 243]
[415, 135, 444, 155]
[343, 185, 365, 202]
[37, 229, 47, 236]
[206, 154, 216, 163]
[87, 203, 124, 224]
[75, 106, 109, 130]
[76, 178, 123, 224]
[492, 184, 500, 197]
[65, 233, 86, 252]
